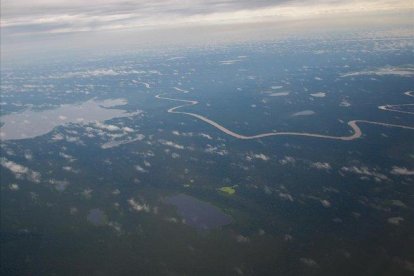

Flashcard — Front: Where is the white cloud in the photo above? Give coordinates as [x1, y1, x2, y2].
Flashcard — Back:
[341, 66, 414, 78]
[81, 188, 93, 199]
[123, 127, 134, 133]
[199, 133, 213, 140]
[159, 139, 185, 150]
[108, 221, 123, 234]
[300, 258, 318, 267]
[279, 192, 294, 202]
[390, 166, 414, 176]
[236, 235, 250, 243]
[340, 166, 389, 182]
[101, 135, 145, 149]
[390, 200, 407, 208]
[128, 198, 150, 213]
[268, 92, 290, 97]
[172, 131, 194, 137]
[320, 199, 331, 208]
[387, 216, 404, 225]
[95, 121, 121, 132]
[205, 144, 228, 156]
[62, 166, 80, 173]
[340, 99, 351, 107]
[48, 179, 70, 191]
[246, 153, 270, 161]
[2, 0, 411, 36]
[59, 152, 76, 162]
[135, 165, 148, 173]
[24, 151, 33, 160]
[311, 162, 331, 170]
[52, 133, 65, 141]
[9, 183, 20, 191]
[292, 110, 315, 116]
[310, 92, 326, 98]
[279, 156, 295, 165]
[0, 158, 41, 183]
[164, 217, 179, 223]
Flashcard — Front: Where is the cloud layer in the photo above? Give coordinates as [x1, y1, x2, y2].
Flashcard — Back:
[2, 0, 411, 36]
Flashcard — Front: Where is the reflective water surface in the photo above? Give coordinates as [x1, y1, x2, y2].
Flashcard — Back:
[165, 194, 232, 230]
[0, 99, 135, 140]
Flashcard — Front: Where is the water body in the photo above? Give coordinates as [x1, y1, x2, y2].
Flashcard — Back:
[165, 194, 232, 230]
[156, 93, 414, 141]
[86, 209, 107, 226]
[0, 99, 137, 141]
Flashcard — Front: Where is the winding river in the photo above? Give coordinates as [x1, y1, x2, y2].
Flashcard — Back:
[156, 91, 414, 141]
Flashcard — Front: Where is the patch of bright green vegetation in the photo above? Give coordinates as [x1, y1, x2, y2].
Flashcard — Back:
[218, 186, 236, 195]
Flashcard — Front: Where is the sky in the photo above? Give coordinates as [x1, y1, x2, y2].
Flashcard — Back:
[2, 0, 412, 35]
[1, 0, 413, 64]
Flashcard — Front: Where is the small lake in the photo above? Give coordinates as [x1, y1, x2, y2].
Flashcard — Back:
[86, 208, 107, 226]
[0, 98, 135, 140]
[165, 194, 232, 230]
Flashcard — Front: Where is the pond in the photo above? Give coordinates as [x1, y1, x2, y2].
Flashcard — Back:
[165, 194, 232, 231]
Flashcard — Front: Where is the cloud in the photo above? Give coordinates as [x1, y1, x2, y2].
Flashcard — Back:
[62, 166, 80, 173]
[340, 165, 389, 182]
[279, 156, 295, 165]
[94, 122, 121, 132]
[320, 199, 331, 208]
[292, 110, 315, 117]
[268, 92, 290, 97]
[9, 183, 20, 191]
[59, 152, 76, 162]
[279, 192, 294, 202]
[310, 162, 331, 170]
[236, 235, 250, 243]
[387, 216, 404, 225]
[81, 188, 93, 199]
[101, 135, 145, 149]
[2, 0, 411, 36]
[340, 99, 352, 107]
[48, 179, 70, 191]
[0, 158, 41, 183]
[172, 131, 194, 137]
[159, 139, 185, 150]
[108, 221, 123, 234]
[390, 200, 407, 208]
[135, 165, 148, 173]
[50, 69, 150, 79]
[300, 258, 318, 267]
[199, 133, 213, 140]
[390, 166, 414, 176]
[128, 198, 150, 213]
[310, 92, 326, 98]
[246, 153, 270, 161]
[205, 144, 228, 156]
[341, 65, 414, 78]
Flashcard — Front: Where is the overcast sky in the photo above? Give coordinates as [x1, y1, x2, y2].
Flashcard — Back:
[1, 0, 412, 64]
[2, 0, 412, 36]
